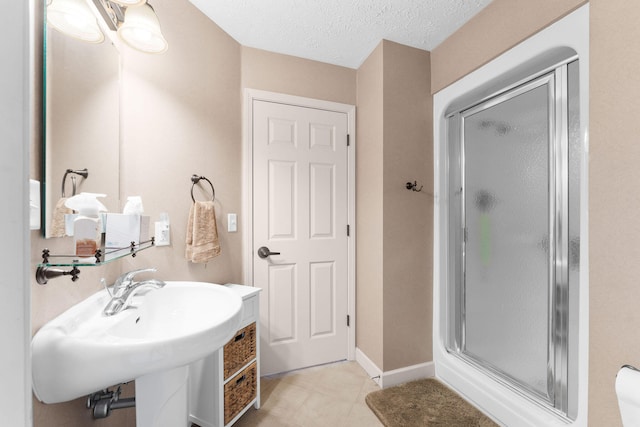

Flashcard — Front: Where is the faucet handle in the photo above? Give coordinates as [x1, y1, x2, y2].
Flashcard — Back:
[101, 278, 113, 298]
[116, 268, 158, 288]
[124, 267, 157, 281]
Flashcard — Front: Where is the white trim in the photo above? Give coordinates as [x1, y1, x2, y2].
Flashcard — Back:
[242, 89, 357, 362]
[433, 5, 589, 427]
[355, 347, 382, 386]
[355, 348, 435, 389]
[380, 361, 436, 389]
[1, 0, 33, 425]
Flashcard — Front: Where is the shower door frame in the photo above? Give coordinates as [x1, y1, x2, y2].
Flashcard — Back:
[446, 65, 572, 415]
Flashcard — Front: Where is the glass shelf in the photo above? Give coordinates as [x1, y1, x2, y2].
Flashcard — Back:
[38, 238, 155, 267]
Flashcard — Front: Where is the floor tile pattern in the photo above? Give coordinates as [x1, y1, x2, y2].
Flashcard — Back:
[233, 361, 384, 427]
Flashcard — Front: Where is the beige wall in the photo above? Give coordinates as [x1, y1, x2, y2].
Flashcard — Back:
[241, 46, 356, 105]
[431, 0, 586, 93]
[356, 43, 385, 368]
[117, 0, 243, 284]
[589, 1, 640, 425]
[355, 41, 433, 372]
[382, 41, 432, 371]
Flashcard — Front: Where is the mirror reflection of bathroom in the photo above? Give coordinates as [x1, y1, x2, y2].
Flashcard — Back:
[44, 16, 120, 238]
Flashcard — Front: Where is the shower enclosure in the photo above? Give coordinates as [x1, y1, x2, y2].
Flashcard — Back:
[443, 56, 581, 419]
[433, 7, 589, 426]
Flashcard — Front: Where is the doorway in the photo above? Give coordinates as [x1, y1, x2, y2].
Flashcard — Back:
[244, 90, 356, 375]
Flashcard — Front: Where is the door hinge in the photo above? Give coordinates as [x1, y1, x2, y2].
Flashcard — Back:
[347, 134, 350, 146]
[347, 224, 350, 236]
[347, 315, 350, 327]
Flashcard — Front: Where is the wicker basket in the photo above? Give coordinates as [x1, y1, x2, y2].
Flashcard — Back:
[224, 361, 257, 425]
[223, 322, 256, 380]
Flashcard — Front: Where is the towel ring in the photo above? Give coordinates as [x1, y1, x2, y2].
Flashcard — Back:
[61, 168, 89, 197]
[191, 174, 215, 203]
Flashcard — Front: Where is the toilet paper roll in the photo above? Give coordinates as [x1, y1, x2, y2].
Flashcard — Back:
[616, 366, 640, 427]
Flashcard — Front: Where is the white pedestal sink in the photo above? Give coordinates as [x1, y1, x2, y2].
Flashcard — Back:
[32, 281, 243, 426]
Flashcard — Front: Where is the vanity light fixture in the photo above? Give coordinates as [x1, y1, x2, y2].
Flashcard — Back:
[49, 0, 168, 53]
[117, 3, 168, 53]
[90, 0, 167, 53]
[47, 0, 105, 43]
[90, 0, 122, 32]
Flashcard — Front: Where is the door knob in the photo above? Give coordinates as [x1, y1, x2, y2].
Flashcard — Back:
[257, 246, 281, 259]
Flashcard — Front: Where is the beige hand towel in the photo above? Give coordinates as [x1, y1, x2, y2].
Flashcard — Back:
[185, 200, 221, 263]
[50, 197, 73, 237]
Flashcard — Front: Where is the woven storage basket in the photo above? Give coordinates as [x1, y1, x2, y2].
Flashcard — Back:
[224, 361, 257, 425]
[223, 322, 256, 380]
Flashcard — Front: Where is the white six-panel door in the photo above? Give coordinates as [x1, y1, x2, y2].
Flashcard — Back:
[252, 100, 349, 375]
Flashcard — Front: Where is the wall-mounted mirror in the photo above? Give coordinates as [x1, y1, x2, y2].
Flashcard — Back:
[43, 5, 121, 238]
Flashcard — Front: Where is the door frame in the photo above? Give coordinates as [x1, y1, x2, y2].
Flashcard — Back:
[242, 88, 356, 361]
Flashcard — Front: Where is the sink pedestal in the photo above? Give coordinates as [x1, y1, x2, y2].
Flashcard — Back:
[136, 365, 190, 427]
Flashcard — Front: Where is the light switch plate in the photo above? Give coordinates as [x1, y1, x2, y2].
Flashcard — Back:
[227, 213, 237, 232]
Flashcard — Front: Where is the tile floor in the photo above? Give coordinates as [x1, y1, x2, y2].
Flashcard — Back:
[232, 361, 384, 427]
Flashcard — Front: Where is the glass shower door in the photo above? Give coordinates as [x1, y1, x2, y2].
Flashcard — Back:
[445, 58, 580, 419]
[461, 75, 556, 401]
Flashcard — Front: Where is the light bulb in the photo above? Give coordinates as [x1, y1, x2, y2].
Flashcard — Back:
[117, 3, 167, 53]
[47, 0, 104, 43]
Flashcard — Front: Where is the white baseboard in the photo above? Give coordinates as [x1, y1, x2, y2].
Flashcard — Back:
[355, 347, 435, 389]
[355, 348, 383, 386]
[381, 360, 435, 389]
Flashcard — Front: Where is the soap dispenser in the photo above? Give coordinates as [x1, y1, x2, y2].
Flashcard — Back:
[64, 193, 107, 258]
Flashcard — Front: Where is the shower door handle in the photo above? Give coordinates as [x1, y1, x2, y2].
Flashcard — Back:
[257, 246, 281, 259]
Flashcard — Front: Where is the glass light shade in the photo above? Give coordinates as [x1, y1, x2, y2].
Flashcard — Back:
[117, 4, 168, 53]
[110, 0, 146, 6]
[47, 0, 104, 43]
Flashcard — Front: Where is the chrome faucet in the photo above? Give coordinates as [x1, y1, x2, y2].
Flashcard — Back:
[103, 268, 166, 316]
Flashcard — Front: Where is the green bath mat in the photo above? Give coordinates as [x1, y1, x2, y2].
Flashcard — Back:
[365, 378, 499, 427]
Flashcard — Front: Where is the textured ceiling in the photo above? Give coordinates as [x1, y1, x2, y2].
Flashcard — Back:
[188, 0, 493, 69]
